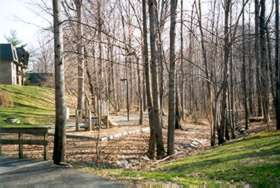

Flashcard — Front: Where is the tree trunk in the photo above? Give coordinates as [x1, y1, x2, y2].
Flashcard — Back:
[248, 2, 254, 115]
[255, 0, 262, 116]
[275, 0, 280, 130]
[259, 0, 270, 123]
[196, 0, 215, 146]
[167, 0, 178, 156]
[229, 4, 235, 139]
[188, 5, 194, 115]
[175, 81, 182, 130]
[180, 0, 185, 118]
[242, 0, 249, 130]
[137, 57, 143, 125]
[155, 0, 167, 117]
[97, 0, 103, 128]
[75, 0, 84, 131]
[85, 47, 95, 131]
[142, 0, 155, 159]
[219, 0, 231, 145]
[148, 0, 165, 158]
[52, 0, 66, 165]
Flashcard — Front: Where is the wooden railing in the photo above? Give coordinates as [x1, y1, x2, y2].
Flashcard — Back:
[0, 127, 49, 160]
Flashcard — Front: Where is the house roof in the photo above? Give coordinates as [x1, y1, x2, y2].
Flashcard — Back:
[0, 44, 29, 67]
[0, 43, 18, 62]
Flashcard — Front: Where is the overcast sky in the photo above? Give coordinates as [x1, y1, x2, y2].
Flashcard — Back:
[0, 0, 50, 47]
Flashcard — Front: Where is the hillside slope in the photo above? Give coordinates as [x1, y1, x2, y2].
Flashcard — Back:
[0, 85, 56, 127]
[87, 131, 280, 187]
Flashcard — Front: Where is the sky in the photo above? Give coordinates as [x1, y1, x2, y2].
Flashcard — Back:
[0, 0, 50, 47]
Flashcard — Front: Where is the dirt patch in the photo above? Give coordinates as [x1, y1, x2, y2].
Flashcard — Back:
[1, 117, 272, 170]
[1, 122, 210, 169]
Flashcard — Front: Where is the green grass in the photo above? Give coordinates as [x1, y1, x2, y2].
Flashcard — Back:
[83, 131, 280, 187]
[0, 84, 55, 127]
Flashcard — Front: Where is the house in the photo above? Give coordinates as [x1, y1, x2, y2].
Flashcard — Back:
[0, 44, 29, 85]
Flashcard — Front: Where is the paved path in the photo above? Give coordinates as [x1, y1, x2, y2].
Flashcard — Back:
[109, 112, 148, 126]
[0, 157, 126, 188]
[0, 157, 181, 188]
[47, 112, 150, 141]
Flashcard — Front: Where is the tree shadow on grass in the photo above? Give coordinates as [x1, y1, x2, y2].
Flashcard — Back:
[207, 163, 280, 187]
[0, 111, 53, 119]
[14, 103, 54, 111]
[161, 138, 280, 186]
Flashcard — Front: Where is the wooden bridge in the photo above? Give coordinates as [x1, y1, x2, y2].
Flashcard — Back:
[0, 127, 49, 160]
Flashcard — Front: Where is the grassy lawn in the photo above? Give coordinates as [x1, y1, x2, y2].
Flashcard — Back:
[0, 84, 55, 127]
[83, 131, 280, 187]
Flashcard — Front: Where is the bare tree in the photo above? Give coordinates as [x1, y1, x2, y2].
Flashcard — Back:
[242, 0, 249, 130]
[167, 0, 178, 156]
[259, 0, 270, 123]
[52, 0, 66, 165]
[255, 0, 262, 116]
[142, 0, 155, 158]
[148, 0, 165, 158]
[219, 0, 231, 145]
[275, 0, 280, 130]
[74, 0, 85, 131]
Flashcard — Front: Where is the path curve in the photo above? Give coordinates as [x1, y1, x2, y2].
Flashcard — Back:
[0, 157, 125, 188]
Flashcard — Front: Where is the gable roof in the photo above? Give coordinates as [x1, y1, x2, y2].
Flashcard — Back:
[0, 43, 18, 62]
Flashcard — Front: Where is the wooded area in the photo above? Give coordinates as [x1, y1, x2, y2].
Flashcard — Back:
[48, 0, 280, 164]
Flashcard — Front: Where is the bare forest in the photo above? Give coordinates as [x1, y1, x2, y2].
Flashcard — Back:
[11, 0, 279, 184]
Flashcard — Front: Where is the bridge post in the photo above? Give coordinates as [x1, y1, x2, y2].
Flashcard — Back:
[43, 132, 48, 160]
[18, 133, 23, 159]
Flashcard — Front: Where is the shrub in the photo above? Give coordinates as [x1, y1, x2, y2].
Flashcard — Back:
[0, 91, 14, 107]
